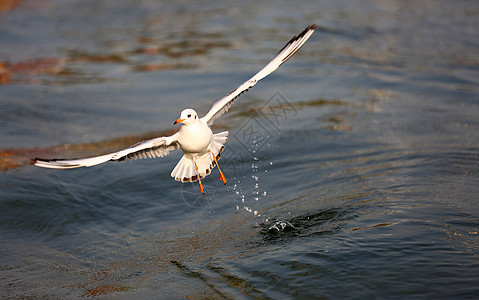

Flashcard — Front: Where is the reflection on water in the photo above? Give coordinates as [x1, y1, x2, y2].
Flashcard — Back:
[1, 0, 479, 298]
[0, 31, 232, 85]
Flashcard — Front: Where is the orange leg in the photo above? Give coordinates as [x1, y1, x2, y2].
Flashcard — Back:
[212, 152, 227, 184]
[194, 162, 205, 194]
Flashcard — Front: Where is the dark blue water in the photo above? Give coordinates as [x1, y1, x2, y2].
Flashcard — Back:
[1, 0, 479, 298]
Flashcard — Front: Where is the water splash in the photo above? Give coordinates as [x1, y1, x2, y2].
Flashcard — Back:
[267, 220, 296, 234]
[228, 156, 272, 218]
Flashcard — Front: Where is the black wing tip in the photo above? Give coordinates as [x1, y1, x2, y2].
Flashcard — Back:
[278, 24, 317, 54]
[305, 24, 318, 32]
[32, 157, 82, 168]
[33, 157, 65, 163]
[33, 157, 53, 164]
[292, 23, 317, 42]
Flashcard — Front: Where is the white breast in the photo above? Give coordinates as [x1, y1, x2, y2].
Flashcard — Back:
[177, 120, 213, 155]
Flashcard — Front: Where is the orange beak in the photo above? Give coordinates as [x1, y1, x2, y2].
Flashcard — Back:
[174, 118, 185, 125]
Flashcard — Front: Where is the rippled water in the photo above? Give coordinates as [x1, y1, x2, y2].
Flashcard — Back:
[1, 0, 479, 298]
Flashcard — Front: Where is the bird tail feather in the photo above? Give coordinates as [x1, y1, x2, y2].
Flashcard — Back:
[171, 131, 228, 182]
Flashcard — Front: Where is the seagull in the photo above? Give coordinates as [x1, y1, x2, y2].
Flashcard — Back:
[34, 24, 317, 194]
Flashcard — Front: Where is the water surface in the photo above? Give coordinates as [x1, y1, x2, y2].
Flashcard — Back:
[1, 0, 479, 298]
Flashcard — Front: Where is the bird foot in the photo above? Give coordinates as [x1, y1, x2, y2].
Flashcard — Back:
[219, 172, 227, 185]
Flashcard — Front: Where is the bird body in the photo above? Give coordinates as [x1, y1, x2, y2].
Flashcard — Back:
[171, 109, 228, 183]
[176, 111, 213, 155]
[34, 24, 317, 193]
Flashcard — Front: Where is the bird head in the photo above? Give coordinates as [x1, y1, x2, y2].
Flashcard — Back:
[174, 109, 199, 125]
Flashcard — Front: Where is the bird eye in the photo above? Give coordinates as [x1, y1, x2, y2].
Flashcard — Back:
[187, 114, 191, 118]
[194, 115, 197, 119]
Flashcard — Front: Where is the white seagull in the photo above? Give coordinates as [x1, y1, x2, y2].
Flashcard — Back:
[34, 24, 316, 194]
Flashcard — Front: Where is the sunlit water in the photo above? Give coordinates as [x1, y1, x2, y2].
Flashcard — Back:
[1, 0, 479, 298]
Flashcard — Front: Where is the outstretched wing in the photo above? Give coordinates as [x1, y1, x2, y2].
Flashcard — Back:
[34, 134, 180, 169]
[201, 24, 316, 126]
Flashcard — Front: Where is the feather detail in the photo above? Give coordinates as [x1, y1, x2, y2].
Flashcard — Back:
[171, 131, 228, 182]
[201, 24, 316, 126]
[33, 135, 180, 169]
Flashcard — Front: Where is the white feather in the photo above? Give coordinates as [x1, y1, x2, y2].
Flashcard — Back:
[171, 131, 228, 182]
[34, 25, 315, 187]
[201, 24, 316, 126]
[34, 135, 179, 169]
